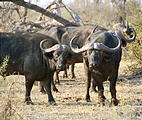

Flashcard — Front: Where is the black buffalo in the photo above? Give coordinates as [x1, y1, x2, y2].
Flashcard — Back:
[38, 25, 106, 85]
[0, 32, 71, 105]
[70, 23, 136, 106]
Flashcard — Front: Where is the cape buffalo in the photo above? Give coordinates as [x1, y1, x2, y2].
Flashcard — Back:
[70, 22, 136, 106]
[38, 25, 107, 84]
[0, 32, 71, 105]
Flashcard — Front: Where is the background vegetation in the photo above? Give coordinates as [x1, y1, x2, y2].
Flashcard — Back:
[70, 0, 142, 69]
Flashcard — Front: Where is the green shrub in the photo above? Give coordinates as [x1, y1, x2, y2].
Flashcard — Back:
[0, 56, 9, 87]
[0, 56, 9, 76]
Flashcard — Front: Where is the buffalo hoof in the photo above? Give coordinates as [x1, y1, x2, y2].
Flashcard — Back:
[25, 97, 34, 105]
[86, 98, 91, 102]
[63, 75, 68, 78]
[49, 101, 57, 106]
[55, 80, 60, 85]
[97, 102, 105, 107]
[91, 88, 97, 93]
[71, 75, 76, 79]
[102, 95, 106, 100]
[111, 98, 119, 106]
[25, 100, 34, 105]
[53, 87, 59, 92]
[40, 90, 47, 94]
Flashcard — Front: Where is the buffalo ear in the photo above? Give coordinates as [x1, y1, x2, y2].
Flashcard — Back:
[44, 52, 53, 59]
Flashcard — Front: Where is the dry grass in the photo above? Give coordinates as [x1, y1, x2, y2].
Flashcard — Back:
[0, 61, 142, 120]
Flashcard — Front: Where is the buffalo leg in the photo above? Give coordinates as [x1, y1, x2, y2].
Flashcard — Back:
[54, 71, 60, 85]
[91, 78, 97, 92]
[39, 78, 59, 93]
[71, 64, 76, 78]
[25, 77, 35, 105]
[39, 82, 46, 94]
[86, 74, 91, 102]
[52, 75, 59, 92]
[84, 59, 91, 102]
[63, 69, 68, 78]
[109, 75, 119, 106]
[41, 76, 56, 105]
[97, 83, 105, 106]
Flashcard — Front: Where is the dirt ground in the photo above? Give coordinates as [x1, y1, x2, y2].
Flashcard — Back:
[0, 61, 142, 120]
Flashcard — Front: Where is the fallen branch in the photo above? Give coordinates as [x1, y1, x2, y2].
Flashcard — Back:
[19, 21, 44, 29]
[0, 0, 78, 26]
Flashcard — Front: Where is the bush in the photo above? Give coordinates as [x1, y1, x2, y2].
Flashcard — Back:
[0, 56, 9, 87]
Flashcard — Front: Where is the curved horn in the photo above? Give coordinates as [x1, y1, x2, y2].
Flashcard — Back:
[70, 35, 90, 53]
[40, 39, 60, 53]
[115, 26, 136, 43]
[40, 39, 71, 53]
[91, 25, 98, 34]
[125, 20, 129, 30]
[92, 35, 121, 53]
[70, 32, 121, 54]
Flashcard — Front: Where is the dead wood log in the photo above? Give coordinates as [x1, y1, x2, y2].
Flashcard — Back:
[0, 0, 78, 26]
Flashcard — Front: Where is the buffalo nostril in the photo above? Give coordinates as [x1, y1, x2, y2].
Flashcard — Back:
[58, 65, 62, 69]
[57, 65, 66, 70]
[89, 63, 97, 68]
[89, 64, 93, 68]
[93, 63, 97, 67]
[58, 65, 61, 68]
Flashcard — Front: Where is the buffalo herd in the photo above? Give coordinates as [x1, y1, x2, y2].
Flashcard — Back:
[0, 20, 136, 106]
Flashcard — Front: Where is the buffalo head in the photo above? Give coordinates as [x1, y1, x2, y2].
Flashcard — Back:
[70, 21, 136, 70]
[40, 39, 71, 71]
[70, 31, 121, 70]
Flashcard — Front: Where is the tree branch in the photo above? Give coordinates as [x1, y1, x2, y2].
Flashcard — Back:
[61, 2, 84, 25]
[132, 48, 142, 61]
[0, 0, 78, 26]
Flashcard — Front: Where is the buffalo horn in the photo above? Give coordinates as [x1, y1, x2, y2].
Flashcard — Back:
[125, 20, 129, 30]
[70, 35, 90, 53]
[92, 36, 121, 53]
[115, 26, 136, 43]
[40, 39, 70, 53]
[70, 32, 121, 53]
[91, 25, 98, 34]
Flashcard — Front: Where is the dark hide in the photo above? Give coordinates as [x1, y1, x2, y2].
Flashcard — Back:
[38, 25, 107, 85]
[71, 30, 122, 106]
[0, 32, 69, 105]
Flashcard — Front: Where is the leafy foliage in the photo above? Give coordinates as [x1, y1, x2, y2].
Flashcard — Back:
[125, 1, 142, 72]
[0, 56, 9, 77]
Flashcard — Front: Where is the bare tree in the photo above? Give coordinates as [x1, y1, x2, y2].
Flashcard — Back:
[111, 0, 126, 20]
[0, 0, 78, 26]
